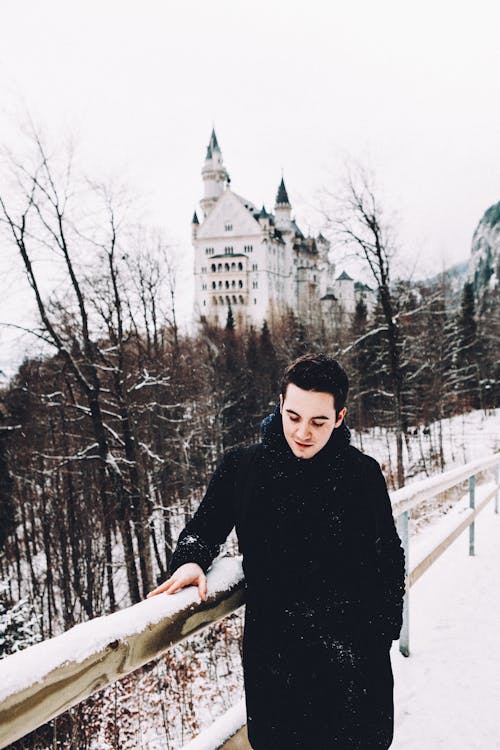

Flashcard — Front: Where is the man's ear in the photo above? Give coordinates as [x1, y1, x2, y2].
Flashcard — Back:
[335, 406, 347, 427]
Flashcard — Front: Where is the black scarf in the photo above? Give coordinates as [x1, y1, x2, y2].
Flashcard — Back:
[259, 401, 351, 483]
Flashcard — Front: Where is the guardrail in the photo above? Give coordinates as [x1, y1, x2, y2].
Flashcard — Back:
[391, 453, 499, 657]
[0, 453, 498, 749]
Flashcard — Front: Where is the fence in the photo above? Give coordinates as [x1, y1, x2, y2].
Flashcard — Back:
[0, 453, 498, 749]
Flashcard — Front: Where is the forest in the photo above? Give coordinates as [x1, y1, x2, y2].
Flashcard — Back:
[0, 135, 498, 749]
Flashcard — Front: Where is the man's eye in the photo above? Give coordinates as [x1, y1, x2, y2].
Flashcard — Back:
[289, 416, 299, 422]
[312, 421, 326, 427]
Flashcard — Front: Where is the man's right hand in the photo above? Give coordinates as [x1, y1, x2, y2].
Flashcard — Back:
[146, 563, 208, 601]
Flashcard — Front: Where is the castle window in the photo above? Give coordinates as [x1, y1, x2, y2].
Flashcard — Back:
[225, 280, 230, 289]
[224, 246, 234, 255]
[225, 296, 230, 305]
[224, 262, 230, 271]
[238, 262, 243, 270]
[238, 280, 243, 288]
[252, 263, 258, 271]
[217, 263, 222, 272]
[212, 281, 216, 289]
[224, 223, 233, 232]
[239, 295, 244, 304]
[231, 280, 236, 288]
[211, 264, 216, 272]
[253, 281, 258, 289]
[232, 295, 237, 304]
[219, 296, 224, 304]
[254, 298, 257, 304]
[203, 300, 206, 306]
[218, 281, 222, 289]
[205, 247, 214, 255]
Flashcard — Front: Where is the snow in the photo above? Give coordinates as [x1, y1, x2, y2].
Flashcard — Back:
[350, 408, 499, 489]
[0, 556, 244, 704]
[391, 486, 500, 749]
[406, 479, 497, 574]
[180, 698, 246, 750]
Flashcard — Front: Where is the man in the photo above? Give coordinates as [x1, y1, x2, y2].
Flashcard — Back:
[148, 353, 405, 749]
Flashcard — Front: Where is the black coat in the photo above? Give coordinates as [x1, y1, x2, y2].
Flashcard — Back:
[171, 407, 406, 749]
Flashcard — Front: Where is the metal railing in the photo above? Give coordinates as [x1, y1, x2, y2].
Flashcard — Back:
[0, 453, 498, 749]
[391, 453, 499, 657]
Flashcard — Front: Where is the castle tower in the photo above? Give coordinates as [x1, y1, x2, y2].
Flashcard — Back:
[200, 128, 229, 218]
[274, 177, 292, 230]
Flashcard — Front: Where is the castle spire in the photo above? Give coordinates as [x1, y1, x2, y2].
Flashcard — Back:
[275, 177, 290, 206]
[200, 127, 229, 217]
[210, 128, 220, 152]
[274, 175, 292, 229]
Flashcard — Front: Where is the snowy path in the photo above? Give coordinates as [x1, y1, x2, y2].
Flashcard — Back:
[391, 495, 500, 749]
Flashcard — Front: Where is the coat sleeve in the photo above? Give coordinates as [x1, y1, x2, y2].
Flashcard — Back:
[169, 448, 240, 575]
[368, 458, 406, 641]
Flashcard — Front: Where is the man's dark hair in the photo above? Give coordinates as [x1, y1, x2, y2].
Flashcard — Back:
[280, 353, 349, 413]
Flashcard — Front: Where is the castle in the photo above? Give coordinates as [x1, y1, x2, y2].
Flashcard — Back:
[192, 130, 374, 329]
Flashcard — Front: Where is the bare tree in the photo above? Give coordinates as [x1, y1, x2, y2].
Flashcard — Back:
[326, 163, 407, 486]
[0, 128, 144, 606]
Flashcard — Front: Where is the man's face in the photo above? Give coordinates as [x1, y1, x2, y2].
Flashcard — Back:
[279, 382, 347, 459]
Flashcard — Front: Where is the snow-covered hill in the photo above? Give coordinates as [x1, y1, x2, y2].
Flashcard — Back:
[469, 201, 500, 305]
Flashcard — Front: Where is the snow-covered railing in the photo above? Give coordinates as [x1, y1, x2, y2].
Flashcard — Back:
[391, 452, 499, 657]
[0, 559, 245, 749]
[0, 453, 498, 750]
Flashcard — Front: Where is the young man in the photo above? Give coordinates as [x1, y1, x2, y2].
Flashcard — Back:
[148, 353, 406, 749]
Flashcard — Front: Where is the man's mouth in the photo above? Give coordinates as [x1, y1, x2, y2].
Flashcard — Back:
[295, 440, 313, 448]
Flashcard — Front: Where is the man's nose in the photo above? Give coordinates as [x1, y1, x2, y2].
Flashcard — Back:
[296, 425, 311, 439]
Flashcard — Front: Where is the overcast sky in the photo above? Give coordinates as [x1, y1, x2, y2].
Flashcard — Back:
[1, 0, 500, 376]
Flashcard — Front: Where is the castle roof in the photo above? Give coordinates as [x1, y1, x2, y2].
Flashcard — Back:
[354, 281, 373, 291]
[233, 192, 258, 215]
[290, 219, 304, 239]
[192, 211, 199, 225]
[275, 177, 290, 206]
[210, 128, 220, 152]
[337, 270, 353, 281]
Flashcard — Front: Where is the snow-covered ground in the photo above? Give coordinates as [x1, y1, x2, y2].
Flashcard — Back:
[1, 408, 497, 749]
[392, 482, 500, 749]
[350, 408, 499, 488]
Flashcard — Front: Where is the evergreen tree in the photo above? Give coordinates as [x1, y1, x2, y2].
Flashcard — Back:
[225, 304, 235, 331]
[455, 282, 481, 410]
[0, 581, 40, 657]
[347, 299, 373, 430]
[258, 320, 280, 409]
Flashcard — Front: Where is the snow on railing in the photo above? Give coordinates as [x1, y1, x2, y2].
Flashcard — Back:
[0, 453, 498, 750]
[391, 452, 499, 657]
[0, 558, 245, 749]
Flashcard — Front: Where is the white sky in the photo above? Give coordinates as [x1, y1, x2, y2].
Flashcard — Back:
[1, 0, 500, 375]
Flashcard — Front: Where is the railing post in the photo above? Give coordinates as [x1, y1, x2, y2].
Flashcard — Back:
[397, 510, 410, 657]
[495, 464, 499, 514]
[469, 475, 476, 556]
